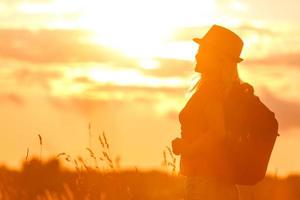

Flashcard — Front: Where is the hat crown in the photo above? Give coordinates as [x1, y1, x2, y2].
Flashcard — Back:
[195, 24, 244, 62]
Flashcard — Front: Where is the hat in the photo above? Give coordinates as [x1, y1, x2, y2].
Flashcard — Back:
[193, 24, 244, 63]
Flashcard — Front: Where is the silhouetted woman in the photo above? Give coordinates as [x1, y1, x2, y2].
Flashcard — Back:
[172, 25, 244, 200]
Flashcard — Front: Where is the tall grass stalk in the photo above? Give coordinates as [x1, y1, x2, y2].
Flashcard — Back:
[88, 123, 92, 149]
[25, 148, 29, 162]
[38, 134, 43, 161]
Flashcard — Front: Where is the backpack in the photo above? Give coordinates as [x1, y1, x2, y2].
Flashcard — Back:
[223, 82, 279, 185]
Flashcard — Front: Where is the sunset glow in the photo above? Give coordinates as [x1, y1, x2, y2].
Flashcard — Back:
[0, 0, 300, 179]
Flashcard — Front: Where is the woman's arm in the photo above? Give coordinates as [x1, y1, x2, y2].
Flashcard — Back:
[175, 98, 227, 156]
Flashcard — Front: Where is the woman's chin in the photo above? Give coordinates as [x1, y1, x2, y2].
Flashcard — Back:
[194, 65, 203, 73]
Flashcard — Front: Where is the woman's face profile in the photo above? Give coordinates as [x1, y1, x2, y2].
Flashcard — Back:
[194, 45, 221, 74]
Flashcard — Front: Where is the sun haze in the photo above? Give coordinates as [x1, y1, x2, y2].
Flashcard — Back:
[0, 0, 299, 177]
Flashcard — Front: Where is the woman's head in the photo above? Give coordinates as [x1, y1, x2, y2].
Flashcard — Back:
[189, 25, 244, 94]
[194, 44, 240, 84]
[187, 45, 242, 98]
[194, 44, 224, 74]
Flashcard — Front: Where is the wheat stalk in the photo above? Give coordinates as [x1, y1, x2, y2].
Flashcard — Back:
[161, 150, 167, 168]
[97, 131, 115, 170]
[78, 156, 90, 171]
[102, 131, 109, 149]
[88, 123, 92, 149]
[38, 134, 43, 160]
[98, 135, 105, 149]
[25, 147, 29, 162]
[165, 146, 177, 174]
[86, 148, 99, 169]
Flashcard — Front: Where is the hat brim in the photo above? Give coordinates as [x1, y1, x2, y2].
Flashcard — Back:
[192, 37, 243, 63]
[192, 38, 202, 44]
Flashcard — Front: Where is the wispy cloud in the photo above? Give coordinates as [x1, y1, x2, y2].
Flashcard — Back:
[0, 29, 137, 66]
[84, 84, 186, 96]
[171, 24, 275, 42]
[171, 26, 210, 41]
[244, 53, 300, 68]
[13, 68, 62, 90]
[260, 87, 300, 132]
[141, 58, 193, 77]
[0, 93, 25, 106]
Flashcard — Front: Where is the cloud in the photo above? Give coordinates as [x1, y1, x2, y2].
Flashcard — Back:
[13, 68, 62, 90]
[48, 83, 186, 117]
[73, 76, 94, 84]
[171, 24, 274, 42]
[170, 26, 210, 41]
[48, 97, 112, 116]
[236, 24, 275, 36]
[0, 0, 53, 5]
[259, 87, 300, 132]
[48, 95, 157, 118]
[244, 53, 300, 68]
[0, 29, 137, 67]
[85, 84, 186, 97]
[164, 110, 179, 121]
[141, 58, 193, 77]
[0, 93, 25, 106]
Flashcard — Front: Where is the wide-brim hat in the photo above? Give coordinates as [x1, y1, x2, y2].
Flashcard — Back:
[193, 24, 244, 63]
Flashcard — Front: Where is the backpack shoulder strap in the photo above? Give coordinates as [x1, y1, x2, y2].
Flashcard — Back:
[225, 82, 254, 100]
[240, 82, 254, 95]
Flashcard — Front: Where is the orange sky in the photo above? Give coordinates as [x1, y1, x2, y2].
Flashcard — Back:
[0, 0, 300, 176]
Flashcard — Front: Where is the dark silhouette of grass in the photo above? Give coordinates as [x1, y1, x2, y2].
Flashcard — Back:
[0, 125, 295, 199]
[0, 158, 300, 200]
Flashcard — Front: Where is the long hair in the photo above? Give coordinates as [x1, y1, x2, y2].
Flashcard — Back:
[186, 55, 243, 100]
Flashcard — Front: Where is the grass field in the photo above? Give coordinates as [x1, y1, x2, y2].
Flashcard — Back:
[0, 157, 299, 200]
